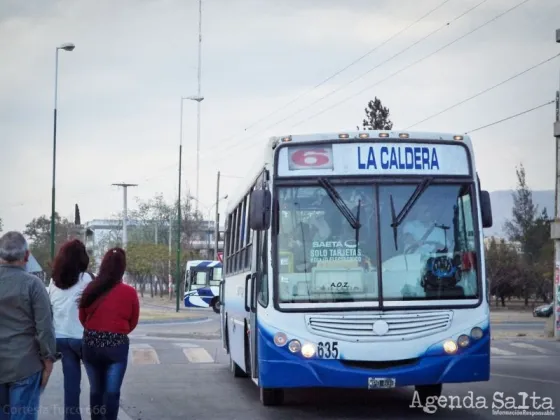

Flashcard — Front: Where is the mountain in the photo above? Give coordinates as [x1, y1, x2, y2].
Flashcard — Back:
[484, 190, 555, 237]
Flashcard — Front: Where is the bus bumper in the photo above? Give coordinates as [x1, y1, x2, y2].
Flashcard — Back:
[257, 327, 490, 389]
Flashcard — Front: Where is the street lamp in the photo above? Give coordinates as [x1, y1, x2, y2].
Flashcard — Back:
[186, 95, 204, 212]
[50, 42, 75, 263]
[176, 95, 204, 311]
[553, 29, 560, 340]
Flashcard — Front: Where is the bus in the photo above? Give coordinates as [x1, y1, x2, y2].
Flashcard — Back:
[184, 260, 222, 313]
[219, 131, 493, 406]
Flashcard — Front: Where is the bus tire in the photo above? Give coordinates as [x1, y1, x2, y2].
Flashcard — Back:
[260, 387, 284, 406]
[230, 356, 247, 378]
[211, 298, 220, 313]
[414, 384, 442, 405]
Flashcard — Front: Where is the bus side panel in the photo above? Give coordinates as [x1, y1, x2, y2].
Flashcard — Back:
[224, 271, 251, 373]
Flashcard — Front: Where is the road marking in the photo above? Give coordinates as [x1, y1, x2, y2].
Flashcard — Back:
[129, 343, 160, 365]
[172, 342, 200, 348]
[509, 342, 550, 354]
[491, 347, 516, 356]
[183, 347, 214, 363]
[492, 373, 560, 385]
[118, 407, 133, 420]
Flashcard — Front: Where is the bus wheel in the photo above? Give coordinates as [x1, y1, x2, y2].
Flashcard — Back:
[414, 384, 442, 405]
[260, 387, 284, 406]
[211, 298, 220, 313]
[230, 357, 247, 378]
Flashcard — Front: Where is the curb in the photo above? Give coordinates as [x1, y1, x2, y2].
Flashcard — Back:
[146, 331, 221, 340]
[138, 316, 209, 325]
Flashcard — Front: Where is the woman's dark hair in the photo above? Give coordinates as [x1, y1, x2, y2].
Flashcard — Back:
[79, 247, 126, 309]
[51, 239, 89, 289]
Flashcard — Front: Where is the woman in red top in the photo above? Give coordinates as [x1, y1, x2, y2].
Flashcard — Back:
[78, 247, 139, 420]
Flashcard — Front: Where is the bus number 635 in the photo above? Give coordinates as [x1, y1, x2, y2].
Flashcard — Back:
[317, 341, 339, 359]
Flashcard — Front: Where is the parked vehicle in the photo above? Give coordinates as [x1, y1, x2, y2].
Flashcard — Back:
[533, 303, 553, 317]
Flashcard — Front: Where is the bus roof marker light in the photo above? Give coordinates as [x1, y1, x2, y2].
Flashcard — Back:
[273, 332, 288, 346]
[399, 133, 409, 139]
[443, 340, 458, 354]
[470, 327, 483, 340]
[338, 133, 349, 139]
[301, 343, 316, 358]
[281, 137, 292, 142]
[359, 133, 369, 139]
[454, 135, 463, 141]
[379, 133, 389, 138]
[288, 340, 301, 353]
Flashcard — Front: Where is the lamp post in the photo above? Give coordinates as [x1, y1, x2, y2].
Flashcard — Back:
[176, 95, 204, 311]
[551, 29, 560, 340]
[50, 42, 75, 263]
[186, 95, 204, 211]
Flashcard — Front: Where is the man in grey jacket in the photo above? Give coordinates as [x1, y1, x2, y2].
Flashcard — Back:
[0, 231, 58, 420]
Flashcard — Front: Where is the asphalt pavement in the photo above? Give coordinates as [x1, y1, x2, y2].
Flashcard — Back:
[36, 312, 560, 420]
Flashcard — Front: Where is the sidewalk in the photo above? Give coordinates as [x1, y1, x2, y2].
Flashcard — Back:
[38, 363, 132, 420]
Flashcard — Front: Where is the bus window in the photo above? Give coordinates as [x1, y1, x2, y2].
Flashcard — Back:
[210, 267, 223, 286]
[190, 271, 208, 290]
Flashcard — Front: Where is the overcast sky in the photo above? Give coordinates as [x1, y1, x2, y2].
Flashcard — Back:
[1, 0, 559, 232]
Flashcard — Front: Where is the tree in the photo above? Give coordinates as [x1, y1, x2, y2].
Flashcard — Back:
[485, 237, 521, 307]
[0, 217, 3, 233]
[503, 163, 554, 305]
[360, 97, 393, 130]
[95, 193, 205, 299]
[23, 213, 75, 278]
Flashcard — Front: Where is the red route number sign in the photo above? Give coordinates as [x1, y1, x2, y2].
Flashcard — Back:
[288, 147, 333, 170]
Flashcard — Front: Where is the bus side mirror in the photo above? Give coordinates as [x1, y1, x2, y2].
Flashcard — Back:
[480, 190, 492, 228]
[249, 189, 271, 231]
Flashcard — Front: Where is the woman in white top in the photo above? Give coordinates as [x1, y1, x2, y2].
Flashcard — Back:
[48, 239, 93, 420]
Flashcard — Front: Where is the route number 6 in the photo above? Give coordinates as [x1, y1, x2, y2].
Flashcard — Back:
[289, 147, 333, 170]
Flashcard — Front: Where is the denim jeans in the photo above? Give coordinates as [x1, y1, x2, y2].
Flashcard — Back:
[56, 338, 83, 420]
[0, 371, 42, 420]
[82, 343, 128, 420]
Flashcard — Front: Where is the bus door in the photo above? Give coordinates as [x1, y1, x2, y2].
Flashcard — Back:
[247, 227, 267, 383]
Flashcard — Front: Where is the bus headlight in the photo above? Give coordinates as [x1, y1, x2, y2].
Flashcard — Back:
[288, 340, 301, 353]
[457, 335, 470, 348]
[471, 327, 483, 340]
[301, 343, 316, 358]
[443, 340, 458, 354]
[273, 332, 287, 346]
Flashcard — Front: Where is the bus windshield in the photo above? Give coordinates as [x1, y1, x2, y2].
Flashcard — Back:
[276, 182, 479, 305]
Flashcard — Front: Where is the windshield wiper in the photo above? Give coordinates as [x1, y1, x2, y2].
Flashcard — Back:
[389, 177, 433, 250]
[318, 178, 361, 230]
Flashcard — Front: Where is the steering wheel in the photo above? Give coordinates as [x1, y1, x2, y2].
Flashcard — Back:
[404, 241, 445, 255]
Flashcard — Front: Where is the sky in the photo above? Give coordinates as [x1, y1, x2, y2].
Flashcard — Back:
[1, 0, 559, 232]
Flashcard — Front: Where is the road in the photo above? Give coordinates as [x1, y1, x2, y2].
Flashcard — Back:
[37, 312, 559, 420]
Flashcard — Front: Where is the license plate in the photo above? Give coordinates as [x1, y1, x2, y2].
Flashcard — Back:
[368, 377, 396, 389]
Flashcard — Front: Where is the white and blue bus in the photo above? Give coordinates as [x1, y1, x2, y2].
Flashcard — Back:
[184, 260, 222, 313]
[220, 131, 493, 406]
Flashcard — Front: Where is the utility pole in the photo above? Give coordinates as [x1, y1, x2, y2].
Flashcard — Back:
[195, 0, 202, 210]
[168, 219, 172, 300]
[214, 171, 220, 259]
[550, 28, 560, 340]
[112, 183, 137, 249]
